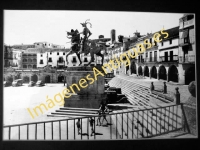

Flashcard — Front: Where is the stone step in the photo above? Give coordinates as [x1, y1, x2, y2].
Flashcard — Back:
[51, 112, 99, 117]
[56, 110, 98, 114]
[60, 107, 99, 111]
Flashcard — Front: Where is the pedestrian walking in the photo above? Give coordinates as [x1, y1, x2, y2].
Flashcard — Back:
[96, 110, 102, 126]
[89, 117, 95, 136]
[99, 101, 109, 125]
[101, 109, 109, 125]
[63, 78, 66, 86]
[76, 118, 81, 135]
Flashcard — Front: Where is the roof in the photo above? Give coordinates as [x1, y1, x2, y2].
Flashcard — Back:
[25, 48, 70, 53]
[155, 26, 179, 41]
[12, 44, 35, 50]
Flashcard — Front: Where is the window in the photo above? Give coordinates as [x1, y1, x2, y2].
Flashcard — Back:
[57, 52, 59, 55]
[50, 52, 52, 55]
[63, 52, 65, 55]
[48, 58, 52, 62]
[161, 42, 164, 46]
[169, 39, 172, 44]
[40, 59, 43, 64]
[41, 54, 43, 57]
[58, 57, 64, 63]
[154, 41, 157, 46]
[146, 52, 148, 57]
[150, 38, 152, 43]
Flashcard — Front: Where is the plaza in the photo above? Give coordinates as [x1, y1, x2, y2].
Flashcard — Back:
[3, 11, 197, 140]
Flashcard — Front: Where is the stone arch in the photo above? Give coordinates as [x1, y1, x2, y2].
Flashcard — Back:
[45, 75, 51, 83]
[138, 66, 143, 76]
[168, 65, 178, 82]
[23, 76, 30, 83]
[33, 59, 37, 62]
[130, 61, 136, 74]
[28, 65, 32, 68]
[144, 66, 149, 77]
[150, 66, 157, 79]
[33, 65, 37, 68]
[23, 59, 27, 62]
[159, 65, 167, 80]
[28, 59, 32, 63]
[185, 66, 195, 85]
[31, 74, 38, 82]
[58, 74, 64, 83]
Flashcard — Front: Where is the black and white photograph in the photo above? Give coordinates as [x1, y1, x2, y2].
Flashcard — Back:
[3, 10, 197, 141]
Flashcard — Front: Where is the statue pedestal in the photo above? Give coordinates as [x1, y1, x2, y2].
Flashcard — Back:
[63, 66, 106, 108]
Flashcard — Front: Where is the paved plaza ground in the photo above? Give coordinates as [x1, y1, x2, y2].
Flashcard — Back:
[3, 74, 194, 140]
[3, 83, 118, 140]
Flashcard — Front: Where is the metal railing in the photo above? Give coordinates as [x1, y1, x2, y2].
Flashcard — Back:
[144, 57, 158, 62]
[3, 103, 187, 140]
[159, 55, 178, 62]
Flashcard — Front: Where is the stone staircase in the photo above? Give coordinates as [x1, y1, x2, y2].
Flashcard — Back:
[107, 76, 194, 139]
[47, 107, 100, 118]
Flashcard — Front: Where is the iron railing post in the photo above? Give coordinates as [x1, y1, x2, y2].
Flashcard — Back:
[35, 124, 37, 140]
[59, 121, 61, 140]
[44, 123, 45, 140]
[19, 126, 20, 140]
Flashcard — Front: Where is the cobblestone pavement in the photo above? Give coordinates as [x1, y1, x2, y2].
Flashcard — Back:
[117, 73, 192, 103]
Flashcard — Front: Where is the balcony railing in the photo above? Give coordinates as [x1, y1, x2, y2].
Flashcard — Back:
[144, 57, 158, 62]
[137, 59, 144, 63]
[159, 55, 178, 62]
[179, 55, 195, 63]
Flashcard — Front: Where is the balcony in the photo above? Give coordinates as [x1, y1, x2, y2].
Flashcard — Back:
[159, 55, 178, 62]
[144, 57, 158, 63]
[179, 38, 190, 46]
[179, 55, 195, 63]
[136, 58, 144, 63]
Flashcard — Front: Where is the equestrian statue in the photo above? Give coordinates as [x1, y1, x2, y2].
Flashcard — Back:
[66, 19, 109, 66]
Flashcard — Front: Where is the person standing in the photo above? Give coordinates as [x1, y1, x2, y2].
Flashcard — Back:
[96, 111, 102, 126]
[76, 118, 81, 135]
[78, 19, 92, 53]
[89, 117, 95, 136]
[63, 77, 66, 86]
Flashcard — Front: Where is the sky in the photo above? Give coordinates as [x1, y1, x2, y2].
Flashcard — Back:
[4, 10, 184, 48]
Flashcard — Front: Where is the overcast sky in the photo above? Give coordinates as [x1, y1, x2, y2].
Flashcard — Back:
[4, 10, 184, 48]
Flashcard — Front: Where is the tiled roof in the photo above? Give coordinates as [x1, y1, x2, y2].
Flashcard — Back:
[154, 26, 179, 41]
[25, 48, 70, 53]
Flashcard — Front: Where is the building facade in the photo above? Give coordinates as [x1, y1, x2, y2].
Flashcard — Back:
[178, 14, 195, 84]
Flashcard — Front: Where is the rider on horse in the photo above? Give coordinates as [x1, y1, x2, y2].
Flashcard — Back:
[78, 19, 92, 54]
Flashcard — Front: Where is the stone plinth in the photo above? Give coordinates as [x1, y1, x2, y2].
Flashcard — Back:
[63, 66, 106, 108]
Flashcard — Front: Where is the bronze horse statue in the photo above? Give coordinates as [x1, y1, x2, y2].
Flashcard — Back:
[66, 29, 107, 66]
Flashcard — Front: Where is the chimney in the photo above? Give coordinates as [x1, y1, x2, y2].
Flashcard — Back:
[111, 29, 116, 44]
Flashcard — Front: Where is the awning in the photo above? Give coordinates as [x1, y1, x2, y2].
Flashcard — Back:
[182, 29, 188, 38]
